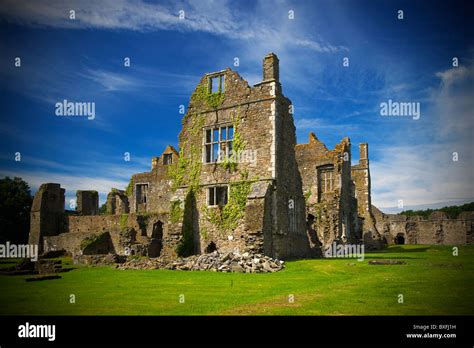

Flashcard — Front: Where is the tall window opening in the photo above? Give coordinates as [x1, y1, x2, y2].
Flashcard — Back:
[209, 74, 225, 93]
[204, 125, 233, 163]
[318, 165, 334, 201]
[163, 153, 173, 165]
[136, 184, 149, 204]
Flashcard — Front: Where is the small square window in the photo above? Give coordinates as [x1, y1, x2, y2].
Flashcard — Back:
[208, 186, 228, 206]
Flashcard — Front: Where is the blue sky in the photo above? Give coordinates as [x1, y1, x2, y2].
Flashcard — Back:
[0, 0, 473, 212]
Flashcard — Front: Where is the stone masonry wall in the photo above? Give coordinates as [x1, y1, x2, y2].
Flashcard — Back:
[44, 213, 178, 258]
[295, 133, 355, 249]
[29, 183, 65, 253]
[76, 190, 99, 215]
[372, 206, 472, 245]
[129, 145, 178, 214]
[351, 143, 382, 248]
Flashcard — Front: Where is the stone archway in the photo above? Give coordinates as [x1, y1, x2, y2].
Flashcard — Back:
[152, 221, 163, 239]
[395, 233, 405, 245]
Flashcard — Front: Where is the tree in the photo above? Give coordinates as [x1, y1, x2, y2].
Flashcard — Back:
[0, 177, 33, 244]
[99, 203, 107, 215]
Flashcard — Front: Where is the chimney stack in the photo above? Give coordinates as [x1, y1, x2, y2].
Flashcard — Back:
[359, 143, 369, 166]
[263, 52, 279, 82]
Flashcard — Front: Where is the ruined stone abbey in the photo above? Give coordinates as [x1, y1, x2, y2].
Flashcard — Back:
[28, 53, 473, 260]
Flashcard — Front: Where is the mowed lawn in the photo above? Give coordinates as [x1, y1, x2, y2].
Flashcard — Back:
[0, 245, 473, 315]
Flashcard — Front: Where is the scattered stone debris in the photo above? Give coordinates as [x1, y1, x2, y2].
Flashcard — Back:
[0, 258, 73, 277]
[116, 251, 284, 273]
[35, 259, 62, 274]
[368, 260, 406, 265]
[0, 258, 37, 275]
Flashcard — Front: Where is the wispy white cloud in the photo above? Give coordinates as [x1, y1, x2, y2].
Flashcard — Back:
[0, 0, 345, 54]
[295, 117, 358, 131]
[78, 69, 142, 92]
[371, 63, 474, 210]
[371, 144, 474, 209]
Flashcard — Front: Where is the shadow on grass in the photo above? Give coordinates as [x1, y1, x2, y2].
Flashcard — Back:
[377, 246, 431, 253]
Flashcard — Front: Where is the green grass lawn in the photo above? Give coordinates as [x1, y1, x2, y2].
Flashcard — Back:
[0, 245, 473, 315]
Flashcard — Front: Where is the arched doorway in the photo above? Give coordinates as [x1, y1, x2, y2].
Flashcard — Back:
[148, 221, 163, 257]
[395, 233, 405, 245]
[152, 221, 163, 239]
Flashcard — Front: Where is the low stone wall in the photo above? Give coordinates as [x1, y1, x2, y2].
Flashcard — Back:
[44, 213, 179, 258]
[373, 207, 473, 245]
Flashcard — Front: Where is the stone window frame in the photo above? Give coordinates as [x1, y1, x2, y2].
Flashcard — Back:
[207, 185, 229, 207]
[317, 165, 334, 201]
[203, 124, 234, 164]
[208, 73, 225, 94]
[163, 153, 173, 165]
[135, 183, 149, 204]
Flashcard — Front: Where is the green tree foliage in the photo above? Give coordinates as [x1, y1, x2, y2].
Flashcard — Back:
[0, 177, 33, 244]
[98, 203, 107, 215]
[401, 202, 474, 219]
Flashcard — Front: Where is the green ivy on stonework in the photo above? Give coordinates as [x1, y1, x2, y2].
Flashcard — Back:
[220, 107, 246, 172]
[168, 146, 186, 190]
[168, 112, 204, 256]
[168, 115, 204, 192]
[191, 84, 225, 110]
[125, 177, 134, 196]
[119, 213, 129, 229]
[203, 171, 252, 235]
[170, 200, 183, 224]
[176, 189, 197, 257]
[304, 190, 311, 203]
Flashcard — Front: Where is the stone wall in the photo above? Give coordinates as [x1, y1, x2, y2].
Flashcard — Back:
[295, 133, 358, 248]
[372, 206, 473, 245]
[129, 145, 178, 214]
[351, 143, 382, 248]
[106, 189, 129, 215]
[76, 190, 99, 215]
[29, 183, 65, 253]
[44, 213, 178, 258]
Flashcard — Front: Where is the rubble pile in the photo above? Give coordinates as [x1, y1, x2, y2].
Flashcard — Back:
[117, 251, 284, 273]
